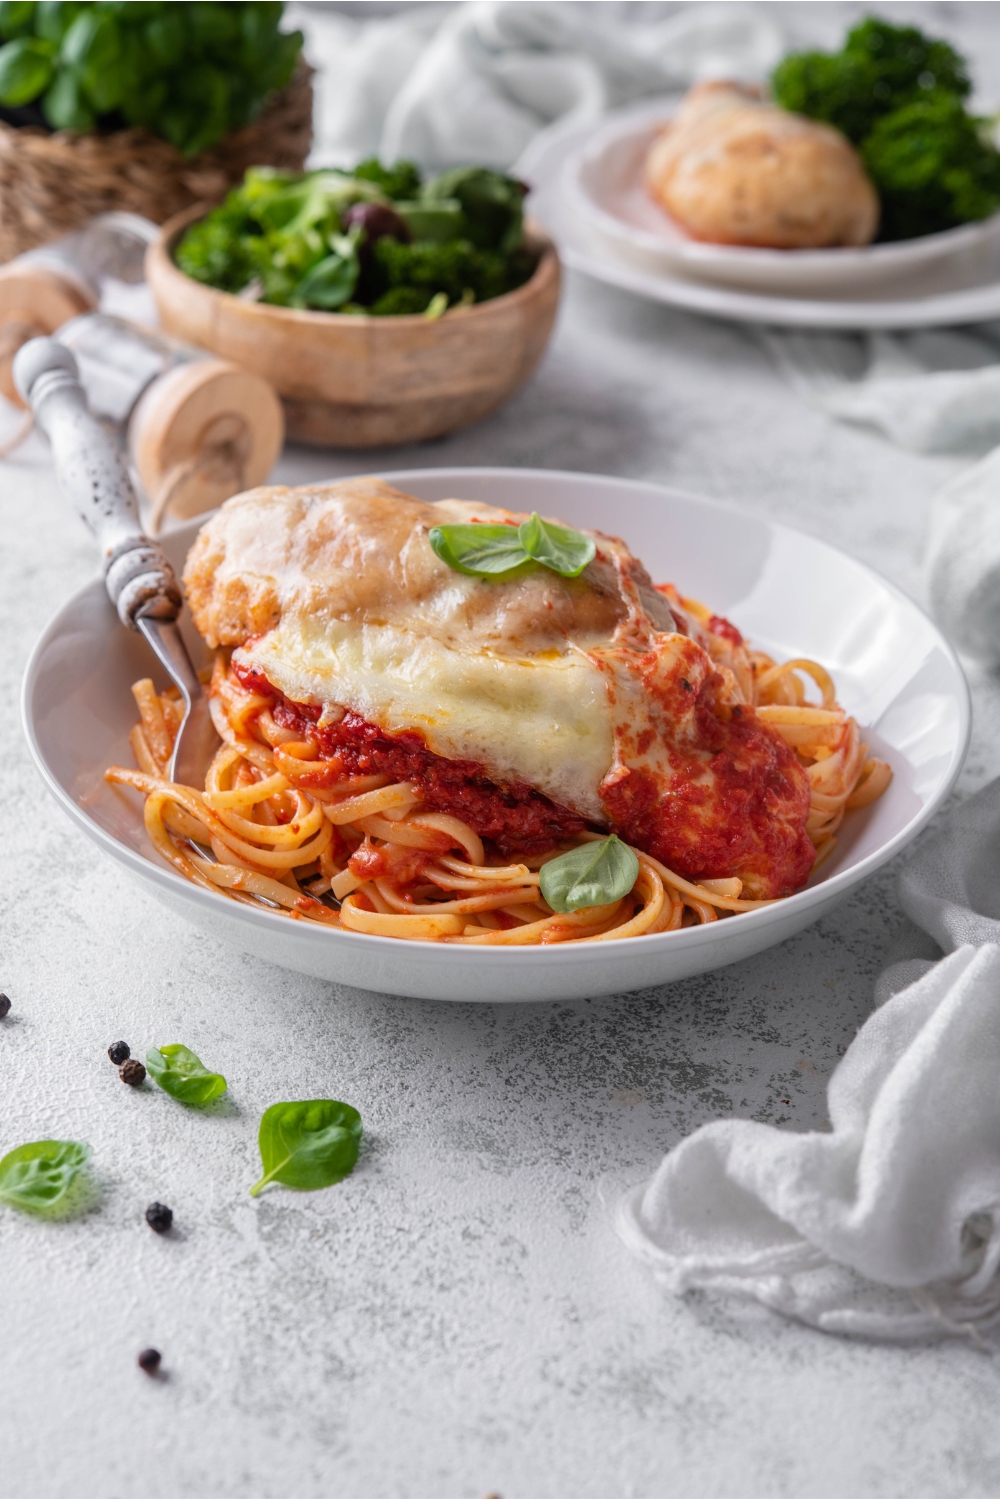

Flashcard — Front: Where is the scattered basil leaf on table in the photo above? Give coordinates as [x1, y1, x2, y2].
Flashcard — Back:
[429, 513, 595, 580]
[540, 835, 640, 914]
[518, 512, 596, 577]
[0, 1139, 90, 1214]
[429, 522, 528, 577]
[146, 1044, 227, 1107]
[250, 1100, 362, 1197]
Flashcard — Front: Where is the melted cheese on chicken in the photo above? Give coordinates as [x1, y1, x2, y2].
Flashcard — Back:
[184, 478, 814, 897]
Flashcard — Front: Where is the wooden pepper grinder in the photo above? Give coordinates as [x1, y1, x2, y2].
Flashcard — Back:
[56, 312, 284, 534]
[0, 213, 284, 529]
[0, 212, 156, 404]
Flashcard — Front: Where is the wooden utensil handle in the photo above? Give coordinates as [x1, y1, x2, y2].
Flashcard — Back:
[13, 336, 181, 628]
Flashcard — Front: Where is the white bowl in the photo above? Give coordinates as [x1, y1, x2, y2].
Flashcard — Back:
[23, 467, 969, 1003]
[564, 103, 1000, 295]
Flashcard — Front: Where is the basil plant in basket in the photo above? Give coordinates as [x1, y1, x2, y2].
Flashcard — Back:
[0, 1, 303, 153]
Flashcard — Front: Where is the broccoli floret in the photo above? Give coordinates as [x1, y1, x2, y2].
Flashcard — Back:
[174, 186, 261, 292]
[862, 93, 1000, 240]
[368, 238, 534, 308]
[353, 156, 422, 201]
[845, 18, 968, 102]
[772, 17, 970, 145]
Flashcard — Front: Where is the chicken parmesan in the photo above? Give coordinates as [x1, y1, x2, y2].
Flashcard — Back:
[106, 479, 891, 945]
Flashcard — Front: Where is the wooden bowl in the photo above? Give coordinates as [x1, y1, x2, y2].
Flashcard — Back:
[146, 207, 562, 448]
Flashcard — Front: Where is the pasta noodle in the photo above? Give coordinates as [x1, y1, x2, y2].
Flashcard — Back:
[105, 622, 892, 944]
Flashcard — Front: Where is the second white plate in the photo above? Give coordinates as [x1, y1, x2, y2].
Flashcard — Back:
[522, 111, 1000, 329]
[565, 102, 1000, 296]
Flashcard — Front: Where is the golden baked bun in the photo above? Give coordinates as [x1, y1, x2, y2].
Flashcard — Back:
[645, 81, 879, 249]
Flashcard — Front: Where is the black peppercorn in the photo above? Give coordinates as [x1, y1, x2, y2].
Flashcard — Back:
[108, 1040, 130, 1064]
[137, 1348, 161, 1374]
[120, 1058, 146, 1087]
[145, 1202, 173, 1234]
[0, 994, 10, 1019]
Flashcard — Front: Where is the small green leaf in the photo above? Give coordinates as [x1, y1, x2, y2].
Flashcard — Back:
[289, 233, 359, 310]
[394, 198, 466, 244]
[0, 1139, 90, 1214]
[539, 835, 640, 914]
[146, 1044, 227, 1107]
[41, 66, 92, 130]
[0, 3, 37, 42]
[428, 522, 528, 577]
[518, 512, 596, 578]
[250, 1100, 362, 1197]
[0, 36, 53, 104]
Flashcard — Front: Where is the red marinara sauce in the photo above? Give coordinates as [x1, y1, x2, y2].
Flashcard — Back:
[233, 657, 814, 895]
[233, 661, 587, 855]
[599, 647, 814, 899]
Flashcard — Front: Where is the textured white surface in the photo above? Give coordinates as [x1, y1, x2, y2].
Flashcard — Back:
[7, 6, 1000, 1493]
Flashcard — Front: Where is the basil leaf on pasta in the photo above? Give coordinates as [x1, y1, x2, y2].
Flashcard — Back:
[249, 1099, 362, 1197]
[428, 522, 528, 576]
[146, 1044, 227, 1107]
[518, 512, 595, 577]
[0, 1139, 90, 1215]
[540, 835, 640, 914]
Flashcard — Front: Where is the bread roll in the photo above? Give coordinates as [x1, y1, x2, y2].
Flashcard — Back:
[646, 82, 879, 249]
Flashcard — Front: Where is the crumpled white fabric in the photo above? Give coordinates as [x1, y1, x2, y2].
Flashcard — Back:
[757, 325, 1000, 667]
[302, 1, 784, 172]
[618, 777, 1000, 1340]
[924, 444, 1000, 667]
[758, 325, 1000, 456]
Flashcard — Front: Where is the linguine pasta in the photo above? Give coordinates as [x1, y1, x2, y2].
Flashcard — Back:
[106, 619, 891, 945]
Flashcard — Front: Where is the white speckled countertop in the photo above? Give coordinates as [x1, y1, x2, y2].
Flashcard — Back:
[6, 6, 1000, 1496]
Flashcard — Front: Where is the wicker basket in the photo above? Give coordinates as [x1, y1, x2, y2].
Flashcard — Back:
[0, 59, 313, 263]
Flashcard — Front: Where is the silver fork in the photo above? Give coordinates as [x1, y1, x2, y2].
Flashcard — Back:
[14, 336, 219, 787]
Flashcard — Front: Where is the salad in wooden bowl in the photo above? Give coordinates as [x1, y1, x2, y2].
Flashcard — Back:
[146, 158, 560, 449]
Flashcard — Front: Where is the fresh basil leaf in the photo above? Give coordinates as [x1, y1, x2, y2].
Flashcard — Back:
[428, 522, 528, 577]
[146, 1044, 227, 1107]
[41, 65, 92, 130]
[0, 4, 38, 43]
[289, 233, 359, 310]
[250, 1099, 362, 1197]
[540, 835, 640, 914]
[0, 36, 53, 104]
[518, 512, 596, 578]
[0, 1139, 90, 1214]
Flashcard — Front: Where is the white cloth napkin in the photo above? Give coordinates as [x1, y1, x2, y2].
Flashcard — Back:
[302, 1, 784, 172]
[758, 326, 1000, 457]
[618, 777, 1000, 1341]
[758, 325, 1000, 668]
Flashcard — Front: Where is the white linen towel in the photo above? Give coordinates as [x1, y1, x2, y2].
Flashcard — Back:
[618, 777, 1000, 1340]
[300, 1, 784, 172]
[758, 324, 1000, 669]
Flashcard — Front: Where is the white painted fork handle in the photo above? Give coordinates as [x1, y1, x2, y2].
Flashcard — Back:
[13, 336, 181, 629]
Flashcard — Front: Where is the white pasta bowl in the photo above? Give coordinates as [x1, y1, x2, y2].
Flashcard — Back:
[564, 104, 1000, 295]
[23, 467, 969, 1003]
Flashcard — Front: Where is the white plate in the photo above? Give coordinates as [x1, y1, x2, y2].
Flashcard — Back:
[522, 114, 1000, 329]
[566, 103, 1000, 294]
[23, 467, 969, 1003]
